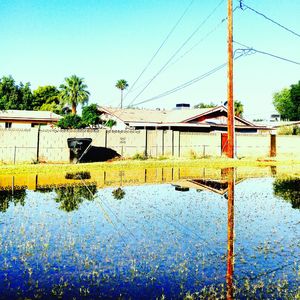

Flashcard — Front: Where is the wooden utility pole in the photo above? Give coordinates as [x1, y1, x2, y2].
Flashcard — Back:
[226, 167, 235, 299]
[227, 0, 234, 158]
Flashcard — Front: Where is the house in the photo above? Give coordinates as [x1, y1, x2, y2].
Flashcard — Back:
[97, 105, 269, 133]
[0, 110, 61, 129]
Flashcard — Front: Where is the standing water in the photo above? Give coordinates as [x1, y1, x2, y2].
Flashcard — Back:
[0, 166, 299, 299]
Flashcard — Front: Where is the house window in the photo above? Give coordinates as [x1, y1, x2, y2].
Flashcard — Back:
[5, 122, 12, 128]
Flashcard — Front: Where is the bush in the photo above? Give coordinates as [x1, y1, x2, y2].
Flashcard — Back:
[57, 114, 86, 129]
[132, 152, 147, 160]
[277, 125, 300, 135]
[82, 104, 102, 127]
[65, 171, 91, 180]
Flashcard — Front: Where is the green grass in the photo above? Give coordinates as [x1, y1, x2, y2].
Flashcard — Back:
[1, 156, 300, 175]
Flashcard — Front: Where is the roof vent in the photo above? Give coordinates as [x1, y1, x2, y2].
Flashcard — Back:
[175, 103, 190, 109]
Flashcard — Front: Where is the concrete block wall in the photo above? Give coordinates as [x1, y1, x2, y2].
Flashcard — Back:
[0, 128, 38, 163]
[38, 129, 107, 162]
[1, 128, 299, 163]
[106, 130, 146, 157]
[236, 134, 270, 157]
[277, 135, 300, 158]
[180, 132, 221, 157]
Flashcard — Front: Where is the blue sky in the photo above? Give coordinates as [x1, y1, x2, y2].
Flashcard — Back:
[1, 0, 299, 119]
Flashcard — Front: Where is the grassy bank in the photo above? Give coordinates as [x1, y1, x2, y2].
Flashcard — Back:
[1, 156, 300, 175]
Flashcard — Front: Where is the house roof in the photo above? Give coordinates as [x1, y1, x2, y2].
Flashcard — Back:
[98, 105, 260, 128]
[98, 106, 212, 124]
[0, 110, 61, 122]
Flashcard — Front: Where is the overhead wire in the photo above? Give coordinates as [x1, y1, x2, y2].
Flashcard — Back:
[131, 49, 251, 107]
[233, 41, 300, 65]
[239, 0, 300, 39]
[123, 0, 196, 101]
[126, 6, 238, 99]
[127, 0, 226, 107]
[165, 5, 240, 71]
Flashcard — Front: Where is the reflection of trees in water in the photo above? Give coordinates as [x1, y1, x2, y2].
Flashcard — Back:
[54, 184, 97, 212]
[112, 188, 125, 200]
[273, 178, 300, 209]
[0, 188, 26, 212]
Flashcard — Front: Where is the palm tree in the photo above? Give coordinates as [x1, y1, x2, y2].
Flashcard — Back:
[59, 75, 90, 114]
[234, 100, 244, 117]
[115, 79, 128, 108]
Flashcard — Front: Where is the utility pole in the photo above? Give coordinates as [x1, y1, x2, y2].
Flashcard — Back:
[227, 0, 235, 158]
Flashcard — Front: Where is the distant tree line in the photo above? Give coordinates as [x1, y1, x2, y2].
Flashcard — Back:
[0, 74, 117, 129]
[194, 100, 244, 117]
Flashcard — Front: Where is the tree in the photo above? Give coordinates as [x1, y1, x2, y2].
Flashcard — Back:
[273, 88, 293, 120]
[82, 104, 102, 127]
[273, 81, 300, 121]
[194, 102, 216, 109]
[59, 75, 90, 114]
[234, 100, 244, 117]
[115, 79, 128, 108]
[290, 81, 300, 120]
[32, 85, 61, 113]
[19, 82, 34, 110]
[56, 114, 85, 129]
[0, 75, 33, 110]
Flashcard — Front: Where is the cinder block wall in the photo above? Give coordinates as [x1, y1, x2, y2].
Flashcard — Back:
[277, 135, 300, 158]
[236, 134, 270, 157]
[106, 130, 146, 157]
[180, 132, 221, 157]
[1, 128, 299, 163]
[0, 128, 38, 163]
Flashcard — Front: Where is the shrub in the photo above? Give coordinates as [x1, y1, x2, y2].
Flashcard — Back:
[57, 114, 86, 129]
[65, 171, 91, 180]
[277, 125, 300, 135]
[189, 149, 197, 159]
[132, 152, 147, 160]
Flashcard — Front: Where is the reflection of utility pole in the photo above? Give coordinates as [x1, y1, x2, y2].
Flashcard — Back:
[227, 0, 235, 158]
[226, 167, 235, 299]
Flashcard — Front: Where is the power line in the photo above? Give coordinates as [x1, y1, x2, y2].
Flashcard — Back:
[233, 41, 300, 65]
[126, 6, 238, 99]
[128, 0, 225, 107]
[239, 0, 300, 39]
[124, 0, 195, 101]
[132, 51, 248, 107]
[166, 5, 240, 71]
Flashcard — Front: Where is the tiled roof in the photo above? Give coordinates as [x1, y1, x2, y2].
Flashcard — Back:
[0, 110, 61, 121]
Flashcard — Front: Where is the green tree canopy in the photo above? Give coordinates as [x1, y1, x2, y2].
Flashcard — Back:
[82, 104, 102, 127]
[273, 81, 300, 121]
[0, 75, 33, 110]
[59, 75, 90, 114]
[56, 114, 85, 129]
[115, 79, 128, 108]
[234, 100, 244, 117]
[32, 85, 61, 113]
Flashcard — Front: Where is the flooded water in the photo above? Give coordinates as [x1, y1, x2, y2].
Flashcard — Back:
[0, 166, 299, 299]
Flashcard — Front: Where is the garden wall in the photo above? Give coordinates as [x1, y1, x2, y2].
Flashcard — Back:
[0, 128, 293, 163]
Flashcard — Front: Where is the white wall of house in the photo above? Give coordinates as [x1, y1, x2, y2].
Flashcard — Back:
[0, 121, 32, 129]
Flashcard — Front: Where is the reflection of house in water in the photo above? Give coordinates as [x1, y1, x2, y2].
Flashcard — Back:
[173, 174, 244, 195]
[173, 179, 229, 195]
